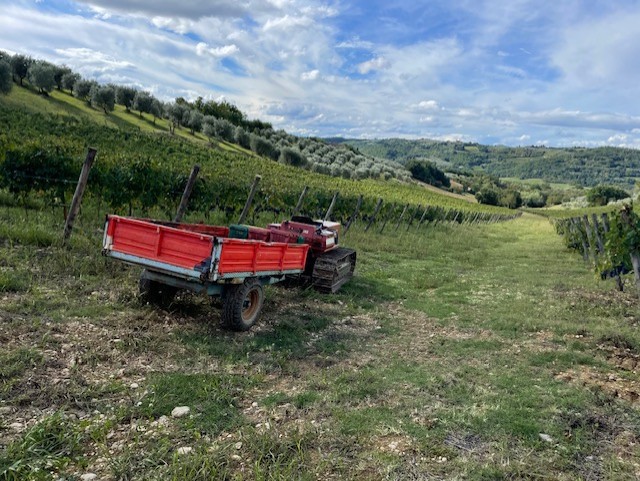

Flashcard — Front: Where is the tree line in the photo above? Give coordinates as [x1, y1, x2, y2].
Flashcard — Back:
[0, 51, 411, 184]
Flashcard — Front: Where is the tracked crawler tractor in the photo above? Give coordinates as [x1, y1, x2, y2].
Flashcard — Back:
[102, 215, 356, 331]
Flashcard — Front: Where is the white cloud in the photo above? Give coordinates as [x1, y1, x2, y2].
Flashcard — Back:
[195, 42, 239, 58]
[263, 15, 312, 31]
[301, 69, 320, 81]
[357, 56, 389, 74]
[73, 0, 258, 19]
[417, 100, 439, 111]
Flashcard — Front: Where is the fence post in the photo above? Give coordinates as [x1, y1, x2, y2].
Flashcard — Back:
[417, 205, 429, 230]
[582, 215, 597, 263]
[365, 198, 383, 232]
[173, 164, 200, 223]
[324, 191, 339, 221]
[343, 195, 362, 235]
[394, 204, 409, 231]
[379, 205, 392, 234]
[238, 174, 261, 224]
[571, 217, 589, 262]
[451, 210, 461, 224]
[406, 205, 421, 231]
[291, 186, 308, 217]
[62, 148, 97, 245]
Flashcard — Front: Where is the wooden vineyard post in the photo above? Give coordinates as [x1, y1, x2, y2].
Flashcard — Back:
[365, 198, 383, 232]
[451, 210, 461, 224]
[291, 186, 308, 217]
[406, 205, 421, 231]
[238, 175, 261, 224]
[582, 215, 597, 264]
[394, 204, 409, 231]
[416, 205, 429, 230]
[324, 191, 339, 221]
[62, 148, 97, 245]
[343, 195, 362, 236]
[379, 205, 393, 234]
[173, 164, 200, 223]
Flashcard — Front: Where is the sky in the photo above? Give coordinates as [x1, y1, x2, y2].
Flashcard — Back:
[2, 0, 640, 148]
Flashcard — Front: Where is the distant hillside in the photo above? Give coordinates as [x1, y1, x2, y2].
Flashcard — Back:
[331, 138, 640, 188]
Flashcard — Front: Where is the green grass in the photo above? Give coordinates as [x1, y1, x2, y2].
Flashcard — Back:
[1, 198, 639, 479]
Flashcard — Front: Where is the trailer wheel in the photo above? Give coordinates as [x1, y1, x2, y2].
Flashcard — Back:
[139, 276, 177, 306]
[221, 279, 264, 331]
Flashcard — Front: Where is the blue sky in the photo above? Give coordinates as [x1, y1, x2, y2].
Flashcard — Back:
[2, 0, 640, 147]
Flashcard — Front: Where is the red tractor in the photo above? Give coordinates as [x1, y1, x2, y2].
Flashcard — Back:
[103, 215, 356, 330]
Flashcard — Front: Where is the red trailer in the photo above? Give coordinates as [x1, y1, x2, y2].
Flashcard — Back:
[102, 215, 356, 330]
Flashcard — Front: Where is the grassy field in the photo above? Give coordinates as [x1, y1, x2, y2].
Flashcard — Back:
[1, 200, 639, 480]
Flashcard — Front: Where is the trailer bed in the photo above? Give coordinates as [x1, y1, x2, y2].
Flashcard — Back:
[102, 215, 309, 282]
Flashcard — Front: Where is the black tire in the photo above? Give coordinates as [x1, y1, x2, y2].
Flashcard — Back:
[221, 279, 265, 331]
[139, 276, 177, 306]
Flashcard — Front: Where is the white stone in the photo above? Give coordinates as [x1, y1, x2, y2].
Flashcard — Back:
[234, 441, 243, 450]
[231, 454, 242, 461]
[130, 383, 139, 389]
[171, 406, 190, 418]
[9, 422, 23, 431]
[81, 474, 98, 481]
[177, 447, 193, 455]
[539, 433, 553, 443]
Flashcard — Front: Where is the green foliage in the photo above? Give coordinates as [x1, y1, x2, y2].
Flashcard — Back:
[115, 85, 137, 112]
[343, 138, 640, 188]
[406, 159, 450, 187]
[72, 79, 95, 102]
[599, 205, 639, 275]
[9, 54, 31, 86]
[133, 90, 154, 117]
[0, 60, 11, 95]
[475, 188, 500, 206]
[279, 146, 307, 167]
[250, 133, 277, 159]
[28, 61, 56, 94]
[0, 412, 84, 480]
[586, 185, 629, 206]
[60, 72, 80, 92]
[499, 189, 523, 209]
[0, 141, 77, 201]
[90, 84, 116, 113]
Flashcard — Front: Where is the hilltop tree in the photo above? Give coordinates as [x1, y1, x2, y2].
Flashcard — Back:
[115, 86, 137, 112]
[53, 65, 72, 90]
[61, 72, 80, 92]
[150, 99, 163, 125]
[279, 147, 307, 167]
[0, 60, 12, 94]
[165, 102, 187, 133]
[28, 61, 56, 94]
[234, 126, 251, 149]
[586, 185, 629, 206]
[91, 84, 116, 113]
[406, 160, 450, 188]
[187, 109, 204, 135]
[133, 91, 153, 118]
[10, 54, 31, 86]
[73, 79, 96, 102]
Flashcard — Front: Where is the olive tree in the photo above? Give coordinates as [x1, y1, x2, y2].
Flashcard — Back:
[91, 84, 116, 113]
[61, 72, 80, 92]
[115, 86, 137, 112]
[0, 60, 12, 94]
[10, 54, 31, 86]
[133, 91, 153, 117]
[73, 79, 96, 102]
[28, 61, 56, 94]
